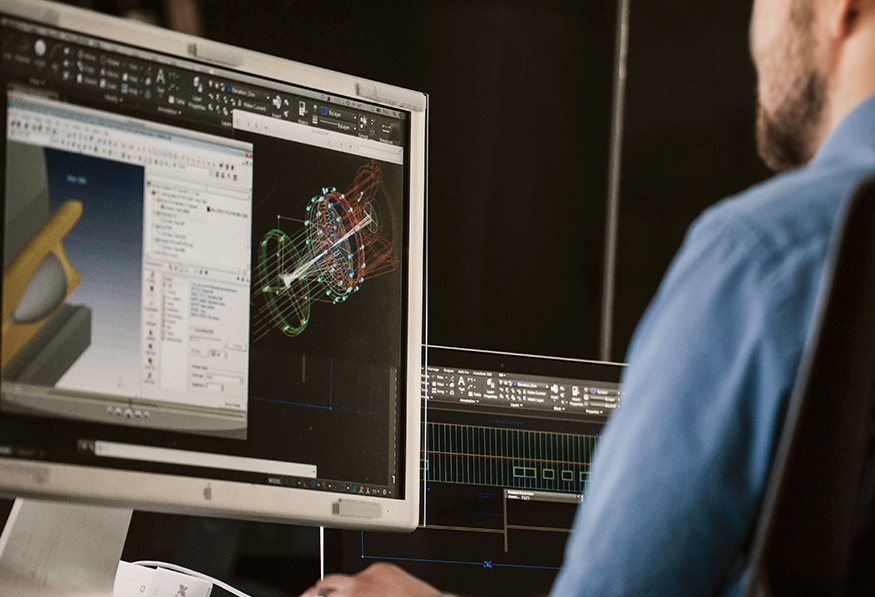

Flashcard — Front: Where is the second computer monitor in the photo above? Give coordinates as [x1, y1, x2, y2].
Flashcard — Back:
[325, 345, 625, 596]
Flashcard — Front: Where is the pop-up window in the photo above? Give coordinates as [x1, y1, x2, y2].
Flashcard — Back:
[6, 92, 254, 427]
[141, 167, 252, 411]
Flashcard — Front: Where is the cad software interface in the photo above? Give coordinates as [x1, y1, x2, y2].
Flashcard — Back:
[327, 347, 624, 597]
[0, 15, 411, 499]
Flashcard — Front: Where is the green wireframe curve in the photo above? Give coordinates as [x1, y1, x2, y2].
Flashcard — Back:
[258, 229, 311, 337]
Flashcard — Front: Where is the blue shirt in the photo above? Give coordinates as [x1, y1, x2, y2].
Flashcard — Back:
[552, 93, 875, 596]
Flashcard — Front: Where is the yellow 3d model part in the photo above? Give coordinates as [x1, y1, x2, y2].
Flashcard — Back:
[2, 200, 84, 369]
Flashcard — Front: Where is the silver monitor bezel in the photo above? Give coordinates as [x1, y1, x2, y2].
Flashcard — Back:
[0, 0, 426, 532]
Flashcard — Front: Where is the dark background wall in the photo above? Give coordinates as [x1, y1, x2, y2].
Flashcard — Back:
[613, 1, 771, 360]
[11, 0, 773, 595]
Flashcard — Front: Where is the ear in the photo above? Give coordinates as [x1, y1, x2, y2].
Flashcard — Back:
[827, 0, 865, 39]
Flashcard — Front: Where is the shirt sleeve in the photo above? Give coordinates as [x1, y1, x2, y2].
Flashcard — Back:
[551, 209, 826, 596]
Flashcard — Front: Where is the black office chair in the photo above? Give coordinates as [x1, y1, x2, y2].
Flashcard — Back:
[743, 174, 875, 596]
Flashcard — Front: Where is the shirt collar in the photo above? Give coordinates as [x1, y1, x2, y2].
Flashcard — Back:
[813, 91, 875, 167]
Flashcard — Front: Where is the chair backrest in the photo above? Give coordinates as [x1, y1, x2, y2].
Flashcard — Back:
[743, 174, 875, 596]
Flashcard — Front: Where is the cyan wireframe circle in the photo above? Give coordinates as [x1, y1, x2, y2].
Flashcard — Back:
[307, 191, 365, 303]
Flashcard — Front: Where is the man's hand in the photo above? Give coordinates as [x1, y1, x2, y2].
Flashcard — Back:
[298, 562, 442, 597]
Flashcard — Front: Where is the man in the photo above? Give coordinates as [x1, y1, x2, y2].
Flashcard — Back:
[301, 0, 875, 594]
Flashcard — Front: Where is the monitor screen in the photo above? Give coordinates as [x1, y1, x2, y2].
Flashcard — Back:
[0, 0, 426, 532]
[324, 346, 624, 597]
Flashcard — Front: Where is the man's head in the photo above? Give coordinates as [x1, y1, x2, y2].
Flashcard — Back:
[750, 0, 875, 172]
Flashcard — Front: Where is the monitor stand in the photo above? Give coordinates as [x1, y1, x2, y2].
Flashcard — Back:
[0, 498, 132, 596]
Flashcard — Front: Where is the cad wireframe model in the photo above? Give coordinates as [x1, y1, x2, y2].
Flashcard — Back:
[254, 160, 399, 339]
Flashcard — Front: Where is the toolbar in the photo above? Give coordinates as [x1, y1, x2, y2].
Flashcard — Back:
[423, 365, 622, 419]
[1, 17, 406, 146]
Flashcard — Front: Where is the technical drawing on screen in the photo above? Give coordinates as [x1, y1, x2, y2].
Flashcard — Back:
[325, 346, 625, 597]
[0, 0, 426, 594]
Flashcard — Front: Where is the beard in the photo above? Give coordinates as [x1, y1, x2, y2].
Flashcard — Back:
[756, 69, 827, 172]
[754, 2, 827, 173]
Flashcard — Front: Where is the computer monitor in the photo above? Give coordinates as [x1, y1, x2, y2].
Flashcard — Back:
[325, 345, 625, 597]
[0, 0, 426, 592]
